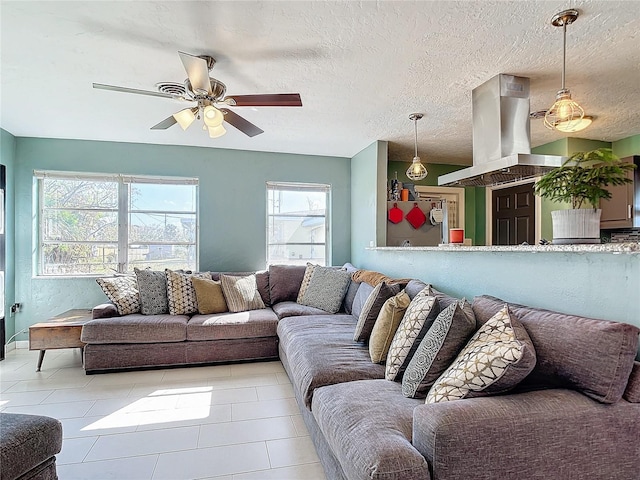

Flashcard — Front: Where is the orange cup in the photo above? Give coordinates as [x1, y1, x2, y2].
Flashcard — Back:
[400, 189, 409, 201]
[449, 228, 464, 244]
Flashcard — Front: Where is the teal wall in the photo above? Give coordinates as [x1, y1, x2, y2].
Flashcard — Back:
[1, 129, 16, 340]
[612, 134, 640, 157]
[11, 137, 350, 341]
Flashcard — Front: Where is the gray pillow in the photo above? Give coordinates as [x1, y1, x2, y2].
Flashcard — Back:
[353, 282, 400, 342]
[299, 267, 351, 314]
[134, 268, 169, 315]
[402, 299, 476, 398]
[351, 282, 374, 320]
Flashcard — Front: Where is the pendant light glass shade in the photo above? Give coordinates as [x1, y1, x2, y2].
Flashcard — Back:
[552, 115, 593, 133]
[173, 108, 197, 130]
[203, 105, 224, 127]
[208, 124, 226, 138]
[545, 10, 587, 133]
[405, 113, 427, 181]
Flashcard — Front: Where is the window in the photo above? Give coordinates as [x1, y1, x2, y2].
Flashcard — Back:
[36, 171, 198, 275]
[266, 182, 330, 266]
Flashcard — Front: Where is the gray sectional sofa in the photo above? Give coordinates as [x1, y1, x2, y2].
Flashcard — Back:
[84, 263, 640, 480]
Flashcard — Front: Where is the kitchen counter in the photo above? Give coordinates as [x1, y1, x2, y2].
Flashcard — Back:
[369, 242, 640, 255]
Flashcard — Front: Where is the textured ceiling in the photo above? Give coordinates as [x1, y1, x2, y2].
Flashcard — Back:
[1, 1, 639, 165]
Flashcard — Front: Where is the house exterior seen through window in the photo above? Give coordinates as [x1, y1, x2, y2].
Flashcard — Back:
[36, 171, 198, 275]
[267, 182, 330, 266]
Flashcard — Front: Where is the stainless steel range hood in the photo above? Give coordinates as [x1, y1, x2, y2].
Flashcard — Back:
[438, 74, 565, 187]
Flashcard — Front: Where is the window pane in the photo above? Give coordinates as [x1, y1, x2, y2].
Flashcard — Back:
[128, 244, 196, 271]
[130, 183, 196, 212]
[267, 190, 325, 215]
[43, 179, 118, 209]
[42, 243, 118, 275]
[268, 215, 326, 244]
[129, 213, 196, 243]
[267, 244, 325, 265]
[43, 210, 118, 242]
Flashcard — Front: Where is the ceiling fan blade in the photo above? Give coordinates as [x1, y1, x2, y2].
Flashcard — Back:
[220, 108, 264, 137]
[93, 83, 184, 100]
[150, 115, 178, 130]
[178, 51, 211, 95]
[224, 93, 302, 107]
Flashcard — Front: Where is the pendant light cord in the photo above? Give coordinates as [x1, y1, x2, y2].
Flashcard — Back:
[414, 117, 418, 158]
[561, 22, 567, 90]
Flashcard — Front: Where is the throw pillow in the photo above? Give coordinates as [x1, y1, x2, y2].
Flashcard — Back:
[299, 267, 351, 314]
[166, 269, 212, 315]
[426, 304, 536, 404]
[269, 265, 307, 304]
[296, 263, 319, 303]
[369, 290, 411, 363]
[353, 282, 400, 342]
[351, 282, 374, 320]
[191, 277, 228, 314]
[95, 275, 140, 315]
[134, 268, 169, 315]
[402, 299, 477, 398]
[220, 274, 266, 313]
[385, 288, 440, 381]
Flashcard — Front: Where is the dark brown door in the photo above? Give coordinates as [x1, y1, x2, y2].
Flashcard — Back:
[492, 183, 536, 245]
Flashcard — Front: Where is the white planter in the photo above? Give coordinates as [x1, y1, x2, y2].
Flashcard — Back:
[551, 209, 602, 244]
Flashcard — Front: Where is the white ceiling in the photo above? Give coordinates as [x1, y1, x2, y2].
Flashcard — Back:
[1, 1, 639, 165]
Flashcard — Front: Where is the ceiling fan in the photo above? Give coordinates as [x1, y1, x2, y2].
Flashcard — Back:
[93, 51, 302, 138]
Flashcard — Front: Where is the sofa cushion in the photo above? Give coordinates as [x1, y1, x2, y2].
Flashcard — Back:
[402, 299, 476, 398]
[385, 289, 440, 381]
[369, 290, 411, 363]
[0, 413, 63, 480]
[277, 315, 385, 408]
[187, 308, 278, 341]
[192, 277, 228, 314]
[312, 379, 430, 480]
[220, 274, 265, 313]
[210, 271, 271, 306]
[624, 361, 640, 403]
[166, 270, 212, 315]
[272, 301, 329, 320]
[134, 268, 169, 315]
[426, 304, 536, 404]
[96, 275, 140, 315]
[472, 295, 640, 404]
[269, 264, 306, 304]
[81, 314, 189, 344]
[299, 267, 351, 314]
[353, 282, 401, 343]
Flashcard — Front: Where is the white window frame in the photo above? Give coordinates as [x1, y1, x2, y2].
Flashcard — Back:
[35, 170, 199, 276]
[266, 182, 330, 267]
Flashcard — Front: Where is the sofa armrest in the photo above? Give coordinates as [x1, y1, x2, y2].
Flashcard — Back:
[624, 361, 640, 402]
[412, 389, 640, 480]
[92, 303, 119, 319]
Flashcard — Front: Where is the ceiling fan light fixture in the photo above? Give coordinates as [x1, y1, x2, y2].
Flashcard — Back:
[208, 124, 226, 138]
[405, 113, 428, 181]
[551, 114, 593, 133]
[203, 105, 224, 127]
[173, 108, 197, 130]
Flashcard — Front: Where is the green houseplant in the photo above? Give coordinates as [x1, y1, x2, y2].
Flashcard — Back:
[534, 148, 636, 244]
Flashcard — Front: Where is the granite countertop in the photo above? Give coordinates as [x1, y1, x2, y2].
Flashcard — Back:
[369, 243, 640, 255]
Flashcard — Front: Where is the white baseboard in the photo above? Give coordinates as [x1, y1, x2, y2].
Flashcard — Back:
[15, 340, 29, 349]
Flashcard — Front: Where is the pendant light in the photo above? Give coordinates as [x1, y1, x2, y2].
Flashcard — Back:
[406, 113, 427, 181]
[544, 9, 587, 132]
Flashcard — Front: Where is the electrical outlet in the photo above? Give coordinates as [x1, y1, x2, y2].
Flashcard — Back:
[10, 303, 21, 315]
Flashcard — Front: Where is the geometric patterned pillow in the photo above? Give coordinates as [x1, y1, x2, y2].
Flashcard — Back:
[296, 263, 319, 303]
[219, 274, 266, 313]
[385, 287, 440, 381]
[95, 275, 140, 315]
[425, 304, 536, 404]
[134, 268, 169, 315]
[402, 299, 476, 398]
[166, 269, 212, 315]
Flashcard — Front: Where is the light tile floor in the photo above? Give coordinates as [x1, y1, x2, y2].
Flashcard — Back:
[0, 348, 327, 480]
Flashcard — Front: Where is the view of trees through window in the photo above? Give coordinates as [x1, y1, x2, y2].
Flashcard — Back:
[267, 182, 329, 266]
[39, 173, 198, 275]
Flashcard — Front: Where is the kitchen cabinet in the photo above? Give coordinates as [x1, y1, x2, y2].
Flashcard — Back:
[600, 156, 639, 229]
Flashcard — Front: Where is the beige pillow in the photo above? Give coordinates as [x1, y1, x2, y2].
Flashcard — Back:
[192, 277, 228, 314]
[369, 290, 411, 363]
[166, 269, 212, 315]
[220, 274, 266, 313]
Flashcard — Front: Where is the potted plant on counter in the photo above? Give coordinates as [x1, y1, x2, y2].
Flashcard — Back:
[534, 148, 636, 244]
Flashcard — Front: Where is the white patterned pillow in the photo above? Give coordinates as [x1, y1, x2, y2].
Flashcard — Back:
[220, 274, 266, 313]
[426, 304, 536, 404]
[385, 287, 440, 381]
[296, 263, 319, 303]
[402, 299, 476, 398]
[96, 275, 140, 315]
[166, 269, 212, 315]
